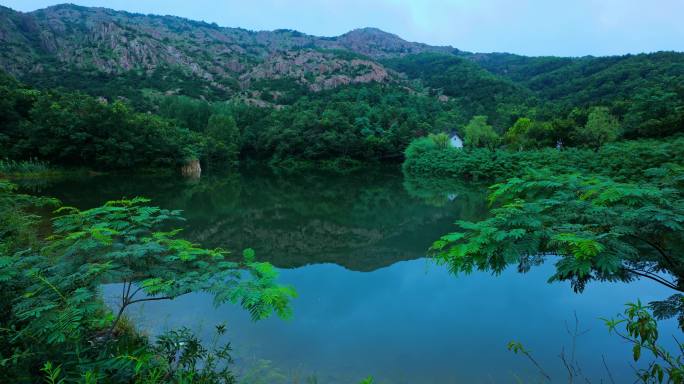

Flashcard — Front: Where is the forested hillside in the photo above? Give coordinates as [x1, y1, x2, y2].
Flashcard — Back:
[1, 3, 683, 169]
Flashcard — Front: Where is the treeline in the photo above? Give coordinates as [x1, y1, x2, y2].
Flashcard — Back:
[403, 134, 684, 182]
[383, 53, 536, 131]
[1, 69, 467, 169]
[2, 48, 683, 172]
[149, 83, 458, 162]
[386, 52, 684, 139]
[0, 72, 239, 170]
[470, 51, 684, 138]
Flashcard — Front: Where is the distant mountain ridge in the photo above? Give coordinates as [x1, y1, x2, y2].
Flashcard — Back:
[0, 4, 453, 94]
[0, 3, 682, 114]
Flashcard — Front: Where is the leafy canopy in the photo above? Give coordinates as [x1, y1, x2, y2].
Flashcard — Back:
[463, 115, 500, 150]
[576, 107, 620, 150]
[0, 185, 296, 381]
[45, 197, 296, 321]
[430, 170, 684, 299]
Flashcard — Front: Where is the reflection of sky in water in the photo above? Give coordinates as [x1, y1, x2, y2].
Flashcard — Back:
[104, 259, 678, 384]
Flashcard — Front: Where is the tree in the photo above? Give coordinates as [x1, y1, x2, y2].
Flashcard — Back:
[430, 169, 684, 324]
[204, 113, 240, 165]
[525, 120, 556, 148]
[403, 136, 437, 160]
[623, 86, 684, 138]
[575, 107, 620, 151]
[0, 187, 295, 381]
[463, 115, 500, 150]
[46, 198, 295, 329]
[429, 133, 450, 149]
[504, 117, 533, 150]
[605, 302, 684, 383]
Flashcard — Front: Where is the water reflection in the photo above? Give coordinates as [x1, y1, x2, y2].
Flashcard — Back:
[27, 166, 679, 383]
[105, 260, 675, 384]
[33, 165, 488, 271]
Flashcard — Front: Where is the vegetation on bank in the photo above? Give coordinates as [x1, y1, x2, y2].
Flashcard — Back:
[428, 166, 684, 382]
[403, 135, 684, 182]
[0, 180, 296, 383]
[403, 104, 684, 383]
[2, 48, 683, 174]
[3, 51, 682, 175]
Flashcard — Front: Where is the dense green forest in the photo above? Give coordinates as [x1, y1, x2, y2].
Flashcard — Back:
[2, 52, 683, 172]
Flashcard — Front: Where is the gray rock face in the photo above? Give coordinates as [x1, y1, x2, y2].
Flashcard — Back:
[0, 4, 454, 97]
[180, 159, 201, 178]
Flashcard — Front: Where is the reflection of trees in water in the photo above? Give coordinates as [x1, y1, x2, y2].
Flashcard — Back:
[187, 207, 458, 271]
[177, 167, 489, 271]
[34, 166, 489, 271]
[403, 173, 488, 217]
[174, 168, 488, 271]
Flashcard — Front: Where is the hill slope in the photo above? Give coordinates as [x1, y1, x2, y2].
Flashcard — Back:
[1, 3, 682, 140]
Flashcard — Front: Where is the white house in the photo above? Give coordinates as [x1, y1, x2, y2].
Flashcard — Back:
[449, 133, 463, 148]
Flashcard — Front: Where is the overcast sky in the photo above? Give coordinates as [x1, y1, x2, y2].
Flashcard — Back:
[3, 0, 683, 56]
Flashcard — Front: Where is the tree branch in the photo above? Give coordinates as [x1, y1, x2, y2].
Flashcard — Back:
[629, 235, 678, 270]
[602, 355, 615, 384]
[623, 267, 680, 292]
[128, 296, 173, 305]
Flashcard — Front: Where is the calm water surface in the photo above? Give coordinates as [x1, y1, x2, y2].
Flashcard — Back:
[29, 166, 678, 383]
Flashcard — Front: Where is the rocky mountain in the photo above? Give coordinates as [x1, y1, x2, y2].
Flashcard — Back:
[0, 4, 456, 99]
[1, 3, 682, 114]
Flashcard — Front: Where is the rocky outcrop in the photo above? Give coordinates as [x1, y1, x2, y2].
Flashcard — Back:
[180, 159, 201, 178]
[319, 27, 456, 58]
[0, 4, 447, 97]
[240, 50, 391, 91]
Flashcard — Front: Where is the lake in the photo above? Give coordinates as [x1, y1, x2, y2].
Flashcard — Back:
[27, 165, 678, 383]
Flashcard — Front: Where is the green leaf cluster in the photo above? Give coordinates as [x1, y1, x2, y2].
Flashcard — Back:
[0, 180, 295, 382]
[430, 170, 684, 297]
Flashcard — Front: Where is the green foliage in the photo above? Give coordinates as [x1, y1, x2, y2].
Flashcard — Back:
[0, 76, 202, 170]
[403, 136, 437, 160]
[2, 44, 682, 170]
[504, 117, 533, 150]
[502, 116, 559, 150]
[384, 53, 535, 130]
[403, 135, 684, 182]
[429, 133, 450, 149]
[575, 107, 620, 150]
[623, 85, 684, 139]
[204, 113, 241, 166]
[39, 325, 238, 384]
[430, 170, 684, 300]
[157, 95, 213, 133]
[246, 84, 451, 161]
[28, 65, 235, 108]
[45, 198, 295, 323]
[0, 180, 295, 382]
[604, 302, 684, 383]
[463, 115, 500, 149]
[139, 325, 237, 384]
[0, 159, 52, 176]
[0, 179, 58, 254]
[477, 52, 684, 133]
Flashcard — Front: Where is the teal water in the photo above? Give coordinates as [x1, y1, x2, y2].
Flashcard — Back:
[32, 166, 678, 383]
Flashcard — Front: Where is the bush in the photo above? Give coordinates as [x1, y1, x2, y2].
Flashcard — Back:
[403, 135, 684, 182]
